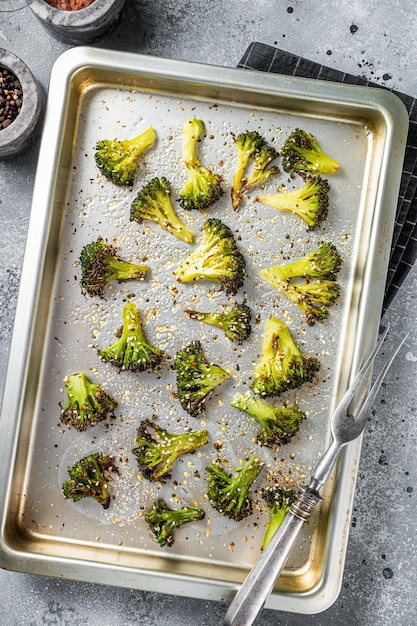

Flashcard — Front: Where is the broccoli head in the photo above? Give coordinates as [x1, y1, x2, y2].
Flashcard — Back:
[174, 340, 230, 417]
[231, 130, 279, 211]
[94, 126, 156, 186]
[62, 453, 117, 509]
[184, 302, 252, 342]
[98, 301, 163, 372]
[261, 484, 297, 550]
[60, 372, 117, 431]
[281, 128, 339, 175]
[231, 391, 305, 448]
[260, 242, 342, 324]
[256, 175, 330, 229]
[130, 176, 195, 243]
[251, 316, 320, 397]
[80, 238, 150, 297]
[133, 418, 209, 482]
[206, 455, 263, 521]
[174, 218, 246, 295]
[179, 118, 224, 211]
[145, 498, 205, 547]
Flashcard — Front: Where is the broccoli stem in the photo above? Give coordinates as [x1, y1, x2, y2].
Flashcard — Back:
[183, 118, 203, 165]
[105, 256, 148, 283]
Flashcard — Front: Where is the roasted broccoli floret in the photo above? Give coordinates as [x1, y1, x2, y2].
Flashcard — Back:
[174, 218, 246, 295]
[260, 242, 342, 325]
[80, 238, 149, 297]
[261, 485, 297, 550]
[265, 277, 340, 325]
[179, 118, 224, 211]
[145, 498, 205, 547]
[134, 418, 209, 482]
[130, 176, 194, 243]
[184, 302, 252, 342]
[206, 455, 263, 521]
[256, 175, 330, 229]
[98, 301, 163, 372]
[264, 242, 342, 281]
[94, 126, 156, 186]
[231, 391, 305, 448]
[231, 131, 265, 210]
[281, 128, 339, 175]
[62, 453, 117, 509]
[231, 130, 279, 210]
[60, 372, 117, 431]
[174, 340, 230, 417]
[251, 316, 320, 397]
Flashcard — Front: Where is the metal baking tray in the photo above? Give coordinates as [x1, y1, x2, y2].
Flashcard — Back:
[0, 47, 408, 614]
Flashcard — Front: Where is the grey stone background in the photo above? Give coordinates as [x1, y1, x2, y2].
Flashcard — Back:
[0, 1, 416, 624]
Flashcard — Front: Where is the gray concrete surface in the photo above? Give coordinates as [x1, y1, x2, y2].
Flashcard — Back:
[0, 2, 416, 624]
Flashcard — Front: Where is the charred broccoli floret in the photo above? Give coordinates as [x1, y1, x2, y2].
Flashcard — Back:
[281, 128, 339, 175]
[174, 218, 246, 295]
[261, 485, 297, 549]
[98, 301, 163, 372]
[134, 418, 209, 483]
[184, 302, 252, 342]
[145, 498, 205, 547]
[231, 391, 305, 448]
[174, 340, 230, 417]
[130, 176, 194, 243]
[94, 126, 156, 186]
[60, 372, 117, 431]
[206, 455, 263, 521]
[179, 118, 224, 211]
[260, 243, 342, 325]
[80, 238, 149, 297]
[251, 316, 320, 397]
[231, 130, 279, 211]
[256, 175, 330, 229]
[62, 453, 117, 509]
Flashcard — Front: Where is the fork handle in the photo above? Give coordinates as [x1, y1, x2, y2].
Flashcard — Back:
[223, 491, 321, 626]
[308, 439, 341, 493]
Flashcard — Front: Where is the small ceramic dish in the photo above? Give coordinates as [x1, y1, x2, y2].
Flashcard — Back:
[26, 0, 126, 44]
[0, 49, 45, 159]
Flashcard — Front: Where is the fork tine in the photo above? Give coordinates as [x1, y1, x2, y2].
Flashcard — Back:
[334, 324, 390, 416]
[352, 332, 408, 424]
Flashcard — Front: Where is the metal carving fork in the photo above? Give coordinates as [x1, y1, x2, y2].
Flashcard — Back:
[224, 326, 408, 626]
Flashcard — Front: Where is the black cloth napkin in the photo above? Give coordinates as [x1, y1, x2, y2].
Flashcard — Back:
[238, 42, 417, 313]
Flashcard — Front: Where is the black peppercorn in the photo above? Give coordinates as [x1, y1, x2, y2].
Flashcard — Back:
[0, 67, 23, 130]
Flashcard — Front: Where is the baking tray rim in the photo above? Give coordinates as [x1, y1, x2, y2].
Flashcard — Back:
[0, 46, 409, 614]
